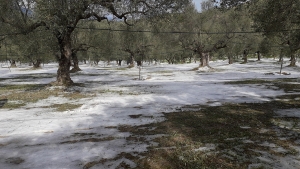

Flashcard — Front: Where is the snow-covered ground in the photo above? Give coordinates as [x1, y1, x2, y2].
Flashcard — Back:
[0, 58, 299, 168]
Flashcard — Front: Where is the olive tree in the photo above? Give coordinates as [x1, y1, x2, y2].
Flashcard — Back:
[178, 6, 237, 68]
[218, 0, 300, 66]
[0, 0, 191, 85]
[252, 0, 300, 66]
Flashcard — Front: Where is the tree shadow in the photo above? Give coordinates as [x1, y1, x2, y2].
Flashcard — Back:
[136, 101, 300, 169]
[0, 99, 8, 108]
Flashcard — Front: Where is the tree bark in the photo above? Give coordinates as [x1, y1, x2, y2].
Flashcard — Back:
[242, 50, 248, 63]
[117, 59, 122, 66]
[127, 55, 135, 67]
[228, 55, 233, 64]
[33, 59, 42, 68]
[137, 60, 142, 66]
[200, 52, 209, 67]
[278, 49, 283, 62]
[289, 53, 296, 66]
[257, 51, 261, 61]
[10, 60, 17, 68]
[93, 59, 100, 65]
[55, 33, 73, 85]
[70, 52, 82, 73]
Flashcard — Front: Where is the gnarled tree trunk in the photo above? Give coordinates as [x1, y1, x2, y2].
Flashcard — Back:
[55, 33, 73, 86]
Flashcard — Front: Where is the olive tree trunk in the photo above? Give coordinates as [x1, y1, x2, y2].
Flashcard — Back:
[228, 55, 233, 64]
[242, 50, 248, 63]
[33, 59, 42, 69]
[55, 33, 73, 85]
[10, 60, 17, 68]
[289, 52, 296, 66]
[257, 51, 261, 61]
[70, 52, 82, 73]
[200, 52, 210, 67]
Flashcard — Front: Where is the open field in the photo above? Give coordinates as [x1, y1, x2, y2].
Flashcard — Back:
[0, 59, 300, 169]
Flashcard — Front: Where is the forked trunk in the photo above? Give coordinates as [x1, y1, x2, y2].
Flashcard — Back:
[10, 60, 17, 68]
[55, 34, 73, 85]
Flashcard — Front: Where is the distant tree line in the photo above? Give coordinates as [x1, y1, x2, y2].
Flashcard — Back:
[0, 0, 299, 85]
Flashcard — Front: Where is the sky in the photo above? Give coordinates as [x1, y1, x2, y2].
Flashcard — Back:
[192, 0, 204, 11]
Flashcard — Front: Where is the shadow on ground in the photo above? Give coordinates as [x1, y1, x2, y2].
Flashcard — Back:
[0, 99, 8, 108]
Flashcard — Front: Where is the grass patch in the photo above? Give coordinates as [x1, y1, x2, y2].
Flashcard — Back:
[1, 102, 26, 109]
[96, 89, 140, 95]
[60, 136, 115, 144]
[190, 67, 199, 71]
[116, 67, 128, 71]
[47, 103, 83, 112]
[0, 84, 47, 92]
[225, 79, 271, 85]
[275, 83, 300, 92]
[0, 84, 92, 110]
[154, 70, 174, 74]
[225, 78, 300, 93]
[118, 101, 300, 169]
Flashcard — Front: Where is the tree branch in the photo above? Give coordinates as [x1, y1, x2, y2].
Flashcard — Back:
[72, 44, 94, 53]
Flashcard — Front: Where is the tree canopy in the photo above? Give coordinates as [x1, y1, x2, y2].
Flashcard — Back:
[0, 0, 299, 85]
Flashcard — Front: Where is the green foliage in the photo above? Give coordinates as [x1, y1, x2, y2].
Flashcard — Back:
[1, 0, 299, 67]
